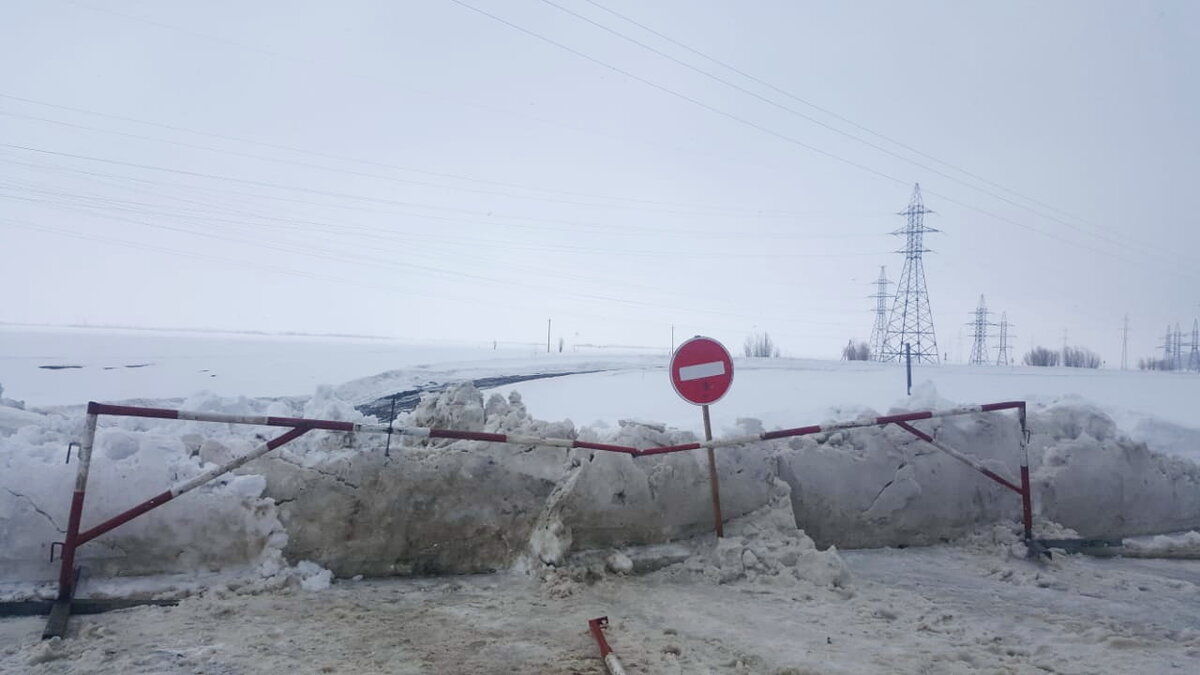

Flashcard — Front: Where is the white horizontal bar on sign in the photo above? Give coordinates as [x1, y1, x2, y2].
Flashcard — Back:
[678, 360, 725, 382]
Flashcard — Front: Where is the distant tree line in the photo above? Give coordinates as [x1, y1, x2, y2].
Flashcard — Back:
[1063, 346, 1101, 368]
[842, 340, 870, 361]
[1023, 345, 1100, 368]
[1138, 357, 1181, 371]
[1023, 346, 1059, 367]
[744, 332, 780, 358]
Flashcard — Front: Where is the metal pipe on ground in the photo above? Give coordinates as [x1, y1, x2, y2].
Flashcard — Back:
[588, 617, 628, 675]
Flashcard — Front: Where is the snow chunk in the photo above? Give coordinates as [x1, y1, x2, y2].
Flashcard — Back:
[99, 429, 139, 460]
[297, 560, 333, 591]
[1125, 531, 1200, 557]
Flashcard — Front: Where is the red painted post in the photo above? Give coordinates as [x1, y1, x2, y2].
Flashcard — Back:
[1020, 466, 1034, 542]
[56, 410, 98, 601]
[588, 617, 627, 675]
[1018, 403, 1033, 543]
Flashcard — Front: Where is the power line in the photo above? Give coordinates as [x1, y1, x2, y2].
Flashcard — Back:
[2, 180, 875, 329]
[0, 149, 882, 242]
[0, 180, 887, 262]
[45, 1, 1187, 273]
[0, 103, 821, 219]
[0, 213, 868, 342]
[540, 0, 1108, 238]
[37, 4, 828, 201]
[580, 0, 1090, 225]
[447, 0, 1198, 281]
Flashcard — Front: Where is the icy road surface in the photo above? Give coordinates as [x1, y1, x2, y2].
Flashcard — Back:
[3, 544, 1198, 674]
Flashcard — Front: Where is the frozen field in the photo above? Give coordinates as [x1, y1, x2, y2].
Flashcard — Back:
[2, 326, 1199, 674]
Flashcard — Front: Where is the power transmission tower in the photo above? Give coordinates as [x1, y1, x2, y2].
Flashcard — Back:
[1121, 314, 1129, 370]
[881, 183, 940, 363]
[996, 312, 1015, 366]
[1162, 324, 1174, 370]
[966, 295, 996, 365]
[1189, 319, 1200, 372]
[868, 266, 892, 361]
[1175, 323, 1185, 371]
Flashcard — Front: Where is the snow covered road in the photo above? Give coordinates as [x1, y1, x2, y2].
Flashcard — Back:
[4, 542, 1198, 674]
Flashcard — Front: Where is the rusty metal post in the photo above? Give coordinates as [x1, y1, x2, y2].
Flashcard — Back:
[588, 617, 628, 675]
[46, 405, 99, 638]
[703, 404, 724, 538]
[1018, 403, 1033, 543]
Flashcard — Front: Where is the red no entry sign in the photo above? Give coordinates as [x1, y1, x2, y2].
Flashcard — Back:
[670, 336, 734, 405]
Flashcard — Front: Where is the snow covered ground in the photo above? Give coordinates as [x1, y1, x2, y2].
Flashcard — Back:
[2, 326, 1200, 673]
[2, 540, 1199, 674]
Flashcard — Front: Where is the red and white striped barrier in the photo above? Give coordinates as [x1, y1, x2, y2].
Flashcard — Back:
[45, 399, 1030, 639]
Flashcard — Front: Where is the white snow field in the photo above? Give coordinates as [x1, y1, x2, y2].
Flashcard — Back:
[2, 326, 1200, 673]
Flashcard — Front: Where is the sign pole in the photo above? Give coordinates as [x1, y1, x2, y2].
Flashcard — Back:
[669, 335, 733, 540]
[702, 404, 724, 538]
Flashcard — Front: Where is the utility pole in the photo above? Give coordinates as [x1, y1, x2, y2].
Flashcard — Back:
[547, 319, 551, 354]
[1121, 314, 1129, 370]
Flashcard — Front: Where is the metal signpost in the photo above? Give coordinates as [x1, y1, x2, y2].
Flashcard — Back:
[669, 336, 734, 537]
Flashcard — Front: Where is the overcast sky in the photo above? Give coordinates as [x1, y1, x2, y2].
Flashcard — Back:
[2, 0, 1196, 363]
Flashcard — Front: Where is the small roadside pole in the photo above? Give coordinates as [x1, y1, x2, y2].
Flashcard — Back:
[905, 342, 913, 396]
[669, 336, 735, 538]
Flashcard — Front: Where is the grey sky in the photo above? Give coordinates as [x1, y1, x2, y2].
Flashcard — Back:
[1, 0, 1196, 363]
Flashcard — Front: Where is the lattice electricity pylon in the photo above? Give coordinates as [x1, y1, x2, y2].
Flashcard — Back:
[1162, 324, 1172, 365]
[1161, 324, 1182, 371]
[966, 295, 997, 365]
[881, 183, 940, 363]
[996, 312, 1016, 366]
[868, 266, 892, 361]
[1175, 323, 1185, 371]
[1188, 319, 1200, 372]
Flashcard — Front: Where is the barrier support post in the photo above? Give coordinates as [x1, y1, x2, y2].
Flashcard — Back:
[43, 423, 311, 639]
[46, 405, 99, 638]
[1018, 403, 1033, 543]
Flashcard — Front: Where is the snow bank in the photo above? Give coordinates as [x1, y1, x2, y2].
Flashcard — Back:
[1030, 402, 1200, 537]
[1124, 530, 1200, 557]
[3, 380, 1200, 589]
[1, 392, 293, 583]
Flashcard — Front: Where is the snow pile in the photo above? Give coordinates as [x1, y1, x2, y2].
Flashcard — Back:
[4, 376, 1200, 591]
[776, 386, 1028, 548]
[1124, 530, 1200, 557]
[666, 489, 851, 590]
[0, 391, 308, 584]
[1030, 402, 1200, 537]
[533, 483, 850, 599]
